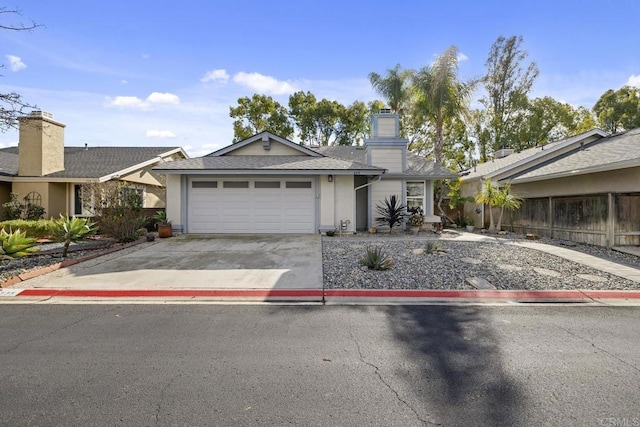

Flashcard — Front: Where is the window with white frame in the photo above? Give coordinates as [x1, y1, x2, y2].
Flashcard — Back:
[406, 181, 425, 213]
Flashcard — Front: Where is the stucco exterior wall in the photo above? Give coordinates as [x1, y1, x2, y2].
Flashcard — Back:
[166, 174, 183, 230]
[370, 179, 402, 229]
[319, 177, 335, 230]
[121, 167, 165, 186]
[11, 182, 53, 218]
[369, 148, 403, 173]
[144, 186, 165, 209]
[334, 175, 355, 232]
[228, 140, 304, 156]
[511, 167, 640, 198]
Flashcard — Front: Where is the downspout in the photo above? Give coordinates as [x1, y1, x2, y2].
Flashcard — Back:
[354, 174, 383, 232]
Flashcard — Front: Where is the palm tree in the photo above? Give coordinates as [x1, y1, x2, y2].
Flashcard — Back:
[368, 64, 412, 114]
[412, 46, 475, 164]
[495, 183, 522, 232]
[475, 179, 499, 232]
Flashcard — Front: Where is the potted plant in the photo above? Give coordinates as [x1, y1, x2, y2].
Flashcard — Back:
[407, 212, 424, 234]
[465, 217, 475, 232]
[153, 210, 172, 238]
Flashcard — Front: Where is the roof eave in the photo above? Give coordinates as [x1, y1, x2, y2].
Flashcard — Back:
[154, 169, 385, 176]
[507, 158, 640, 184]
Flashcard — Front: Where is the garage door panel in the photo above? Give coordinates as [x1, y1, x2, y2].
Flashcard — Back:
[188, 178, 315, 233]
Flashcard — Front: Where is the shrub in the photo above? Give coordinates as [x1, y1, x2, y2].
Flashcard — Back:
[0, 228, 39, 258]
[1, 192, 46, 220]
[49, 215, 98, 257]
[425, 241, 445, 254]
[375, 195, 407, 231]
[359, 246, 395, 270]
[0, 220, 54, 239]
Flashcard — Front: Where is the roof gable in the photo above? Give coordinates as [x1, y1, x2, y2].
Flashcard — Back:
[209, 132, 321, 157]
[463, 128, 609, 182]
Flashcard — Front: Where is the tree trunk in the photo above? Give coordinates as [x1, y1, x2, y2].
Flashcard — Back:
[62, 239, 71, 257]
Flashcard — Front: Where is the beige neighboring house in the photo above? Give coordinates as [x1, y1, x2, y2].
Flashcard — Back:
[0, 111, 188, 219]
[154, 112, 456, 234]
[461, 127, 640, 247]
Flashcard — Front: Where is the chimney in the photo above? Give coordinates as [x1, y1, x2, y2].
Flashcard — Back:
[18, 111, 65, 176]
[364, 110, 408, 172]
[494, 147, 514, 159]
[370, 109, 399, 138]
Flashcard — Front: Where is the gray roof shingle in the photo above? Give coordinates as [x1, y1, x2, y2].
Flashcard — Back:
[0, 146, 181, 178]
[511, 128, 640, 182]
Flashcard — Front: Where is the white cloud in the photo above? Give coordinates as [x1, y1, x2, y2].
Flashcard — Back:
[457, 52, 469, 62]
[6, 54, 26, 72]
[147, 92, 180, 105]
[108, 96, 148, 110]
[107, 92, 180, 110]
[145, 130, 176, 138]
[232, 71, 298, 95]
[626, 74, 640, 87]
[201, 69, 230, 84]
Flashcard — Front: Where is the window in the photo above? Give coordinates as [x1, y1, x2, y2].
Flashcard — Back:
[74, 184, 94, 216]
[255, 181, 280, 189]
[192, 181, 218, 188]
[286, 181, 312, 189]
[406, 182, 425, 212]
[223, 181, 249, 188]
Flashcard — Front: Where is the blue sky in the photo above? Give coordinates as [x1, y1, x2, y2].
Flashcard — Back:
[1, 0, 639, 156]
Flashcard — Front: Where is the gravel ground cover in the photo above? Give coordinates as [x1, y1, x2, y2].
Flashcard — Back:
[322, 231, 640, 291]
[0, 239, 116, 284]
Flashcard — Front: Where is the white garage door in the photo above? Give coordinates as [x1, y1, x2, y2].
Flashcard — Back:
[188, 178, 316, 233]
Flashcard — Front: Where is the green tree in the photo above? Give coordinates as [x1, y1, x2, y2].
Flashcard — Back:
[335, 101, 368, 146]
[494, 183, 522, 232]
[592, 86, 640, 133]
[288, 91, 318, 143]
[475, 179, 500, 232]
[229, 94, 293, 142]
[368, 64, 412, 114]
[413, 45, 475, 164]
[1, 7, 40, 132]
[469, 109, 492, 163]
[518, 97, 584, 149]
[481, 35, 539, 152]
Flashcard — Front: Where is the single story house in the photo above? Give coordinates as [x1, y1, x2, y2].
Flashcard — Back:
[0, 111, 188, 219]
[461, 127, 640, 247]
[154, 112, 456, 234]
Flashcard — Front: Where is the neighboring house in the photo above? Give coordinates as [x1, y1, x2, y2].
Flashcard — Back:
[154, 112, 456, 234]
[0, 111, 188, 219]
[461, 127, 640, 247]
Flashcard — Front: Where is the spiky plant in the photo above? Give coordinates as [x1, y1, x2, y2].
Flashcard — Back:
[359, 246, 395, 271]
[0, 228, 39, 259]
[375, 195, 407, 231]
[49, 215, 98, 257]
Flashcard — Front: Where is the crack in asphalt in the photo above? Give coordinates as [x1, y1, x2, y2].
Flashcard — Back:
[154, 373, 181, 427]
[348, 330, 439, 426]
[557, 325, 640, 374]
[0, 312, 97, 354]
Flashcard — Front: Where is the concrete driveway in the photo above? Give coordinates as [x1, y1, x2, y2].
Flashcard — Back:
[20, 234, 323, 291]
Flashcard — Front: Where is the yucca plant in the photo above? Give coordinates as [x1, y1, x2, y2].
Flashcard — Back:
[359, 246, 395, 271]
[50, 215, 98, 257]
[0, 228, 39, 259]
[375, 195, 407, 231]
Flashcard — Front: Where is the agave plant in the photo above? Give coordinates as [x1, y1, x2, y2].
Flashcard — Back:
[0, 228, 39, 259]
[49, 215, 98, 257]
[359, 246, 395, 271]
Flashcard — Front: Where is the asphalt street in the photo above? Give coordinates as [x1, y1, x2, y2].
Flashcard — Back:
[0, 305, 639, 426]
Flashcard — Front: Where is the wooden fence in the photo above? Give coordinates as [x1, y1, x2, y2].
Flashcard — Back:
[501, 193, 640, 247]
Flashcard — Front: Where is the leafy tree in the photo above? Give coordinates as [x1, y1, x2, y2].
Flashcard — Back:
[1, 7, 41, 132]
[475, 179, 499, 232]
[592, 86, 640, 133]
[517, 97, 585, 149]
[288, 91, 318, 143]
[494, 183, 522, 232]
[335, 101, 368, 146]
[447, 177, 474, 224]
[469, 109, 492, 163]
[368, 64, 412, 114]
[229, 94, 293, 142]
[481, 35, 539, 152]
[314, 99, 343, 146]
[413, 46, 475, 164]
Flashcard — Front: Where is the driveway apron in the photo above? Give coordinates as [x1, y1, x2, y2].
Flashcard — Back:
[20, 234, 323, 291]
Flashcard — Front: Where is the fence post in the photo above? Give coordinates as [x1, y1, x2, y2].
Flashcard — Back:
[606, 192, 615, 248]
